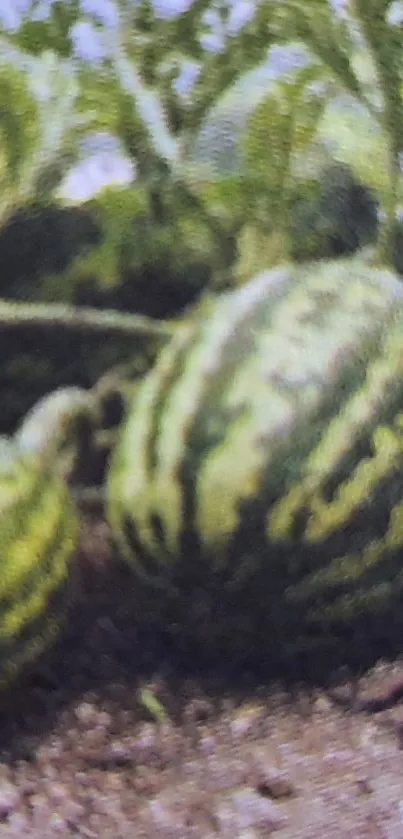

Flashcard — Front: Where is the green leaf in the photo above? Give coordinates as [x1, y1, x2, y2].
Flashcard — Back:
[0, 64, 39, 185]
[317, 99, 393, 201]
[272, 1, 366, 105]
[8, 0, 80, 58]
[64, 187, 150, 290]
[0, 45, 91, 225]
[242, 62, 331, 228]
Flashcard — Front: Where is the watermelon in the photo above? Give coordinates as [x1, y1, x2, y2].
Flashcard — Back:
[0, 389, 87, 686]
[107, 259, 403, 660]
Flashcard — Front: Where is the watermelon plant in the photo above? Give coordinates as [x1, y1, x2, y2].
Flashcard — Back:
[2, 255, 403, 677]
[0, 0, 401, 682]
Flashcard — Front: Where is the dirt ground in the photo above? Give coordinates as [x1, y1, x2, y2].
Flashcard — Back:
[1, 516, 403, 838]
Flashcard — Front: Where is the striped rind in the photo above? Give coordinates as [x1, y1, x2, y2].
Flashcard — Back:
[0, 453, 78, 686]
[107, 259, 403, 628]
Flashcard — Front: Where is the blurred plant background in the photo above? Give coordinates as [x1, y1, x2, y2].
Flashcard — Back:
[0, 0, 402, 431]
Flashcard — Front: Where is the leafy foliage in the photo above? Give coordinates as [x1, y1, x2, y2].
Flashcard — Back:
[59, 184, 223, 317]
[0, 202, 100, 301]
[0, 46, 93, 227]
[10, 1, 80, 58]
[2, 0, 402, 276]
[0, 0, 401, 429]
